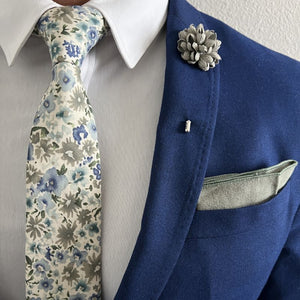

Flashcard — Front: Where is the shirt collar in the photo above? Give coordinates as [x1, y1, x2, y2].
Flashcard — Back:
[0, 0, 168, 68]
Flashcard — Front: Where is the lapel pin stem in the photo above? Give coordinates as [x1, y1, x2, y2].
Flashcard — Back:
[185, 120, 191, 132]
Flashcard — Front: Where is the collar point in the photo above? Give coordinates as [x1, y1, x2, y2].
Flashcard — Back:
[1, 45, 15, 67]
[123, 56, 139, 69]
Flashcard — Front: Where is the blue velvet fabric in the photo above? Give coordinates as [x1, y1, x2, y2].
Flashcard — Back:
[115, 0, 300, 299]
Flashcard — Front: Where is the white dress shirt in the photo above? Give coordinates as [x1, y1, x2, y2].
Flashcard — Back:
[0, 0, 168, 299]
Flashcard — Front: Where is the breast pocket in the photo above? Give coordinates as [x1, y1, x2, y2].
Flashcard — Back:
[168, 160, 299, 299]
[188, 159, 298, 239]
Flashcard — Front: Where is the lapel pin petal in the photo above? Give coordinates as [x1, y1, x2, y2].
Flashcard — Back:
[177, 24, 222, 71]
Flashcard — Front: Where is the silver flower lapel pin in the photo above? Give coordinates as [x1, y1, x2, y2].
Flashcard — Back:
[177, 23, 221, 71]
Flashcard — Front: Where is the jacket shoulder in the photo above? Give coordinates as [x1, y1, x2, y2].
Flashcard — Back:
[201, 11, 300, 97]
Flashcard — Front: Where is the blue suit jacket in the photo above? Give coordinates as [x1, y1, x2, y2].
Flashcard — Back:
[115, 0, 300, 299]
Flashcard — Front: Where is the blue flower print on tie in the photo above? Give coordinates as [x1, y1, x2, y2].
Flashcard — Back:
[87, 27, 100, 51]
[41, 94, 56, 113]
[93, 163, 101, 180]
[44, 246, 54, 262]
[37, 167, 68, 195]
[36, 16, 49, 32]
[87, 223, 99, 237]
[75, 5, 88, 16]
[63, 40, 81, 58]
[58, 69, 76, 92]
[70, 293, 85, 300]
[87, 26, 99, 40]
[71, 248, 88, 266]
[73, 124, 88, 144]
[55, 250, 69, 264]
[33, 258, 50, 277]
[71, 166, 89, 187]
[38, 277, 54, 292]
[37, 193, 55, 214]
[50, 42, 61, 58]
[87, 119, 98, 140]
[28, 242, 42, 255]
[75, 280, 89, 292]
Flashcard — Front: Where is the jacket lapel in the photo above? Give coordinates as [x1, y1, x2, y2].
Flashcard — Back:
[115, 0, 220, 298]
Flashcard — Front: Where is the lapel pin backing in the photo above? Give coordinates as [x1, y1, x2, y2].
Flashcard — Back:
[185, 120, 191, 132]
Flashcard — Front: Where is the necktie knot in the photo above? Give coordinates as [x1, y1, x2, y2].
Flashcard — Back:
[35, 5, 109, 67]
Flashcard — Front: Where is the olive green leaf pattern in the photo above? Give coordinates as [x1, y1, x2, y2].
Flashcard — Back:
[25, 5, 109, 300]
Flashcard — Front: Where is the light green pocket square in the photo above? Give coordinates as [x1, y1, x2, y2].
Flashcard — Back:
[197, 159, 298, 210]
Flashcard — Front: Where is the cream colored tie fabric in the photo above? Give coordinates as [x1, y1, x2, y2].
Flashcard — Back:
[25, 6, 109, 299]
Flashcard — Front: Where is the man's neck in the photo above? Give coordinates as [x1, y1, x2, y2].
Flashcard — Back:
[53, 0, 90, 5]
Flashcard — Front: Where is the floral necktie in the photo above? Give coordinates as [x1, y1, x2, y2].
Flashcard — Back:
[25, 6, 109, 299]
